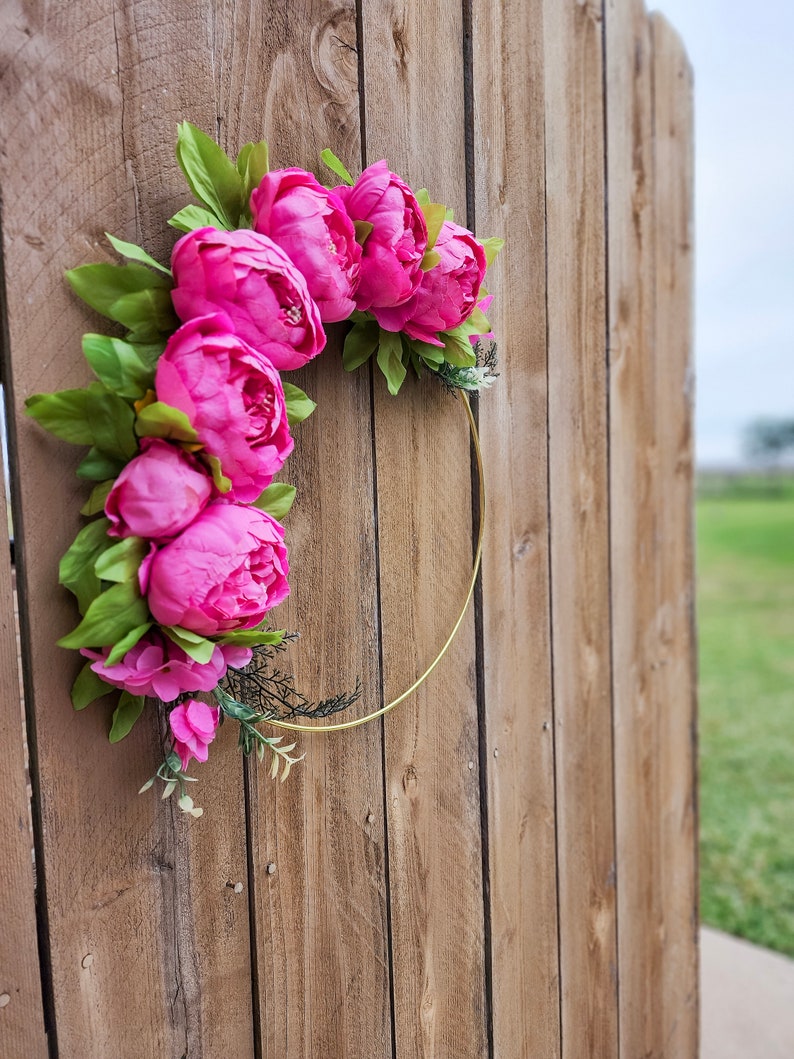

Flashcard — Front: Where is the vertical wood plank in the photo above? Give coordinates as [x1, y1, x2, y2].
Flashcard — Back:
[605, 2, 664, 1054]
[543, 1, 619, 1055]
[0, 3, 262, 1054]
[359, 2, 488, 1055]
[0, 424, 48, 1056]
[651, 13, 699, 1053]
[470, 0, 562, 1054]
[228, 4, 393, 1056]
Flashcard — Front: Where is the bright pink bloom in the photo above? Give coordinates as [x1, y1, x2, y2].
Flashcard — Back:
[81, 632, 252, 703]
[375, 221, 487, 346]
[155, 314, 293, 503]
[170, 227, 325, 370]
[142, 501, 290, 636]
[105, 438, 212, 541]
[169, 699, 220, 771]
[250, 168, 361, 323]
[334, 160, 427, 312]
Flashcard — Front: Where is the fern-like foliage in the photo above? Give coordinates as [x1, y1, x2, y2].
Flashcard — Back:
[219, 635, 363, 721]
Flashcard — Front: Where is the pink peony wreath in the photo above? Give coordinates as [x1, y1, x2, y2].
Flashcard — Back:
[26, 123, 502, 814]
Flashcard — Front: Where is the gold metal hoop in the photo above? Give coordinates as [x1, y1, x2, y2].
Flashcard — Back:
[262, 392, 485, 733]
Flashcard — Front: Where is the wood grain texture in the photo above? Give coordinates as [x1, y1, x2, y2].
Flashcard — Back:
[224, 4, 393, 1056]
[605, 2, 661, 1054]
[0, 437, 48, 1056]
[0, 3, 255, 1055]
[470, 0, 562, 1054]
[650, 14, 699, 1054]
[360, 2, 488, 1055]
[543, 1, 619, 1055]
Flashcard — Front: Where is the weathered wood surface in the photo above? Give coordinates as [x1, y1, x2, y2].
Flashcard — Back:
[650, 14, 699, 1054]
[607, 1, 663, 1054]
[0, 0, 697, 1056]
[544, 1, 620, 1055]
[361, 3, 488, 1054]
[0, 4, 255, 1056]
[471, 0, 562, 1054]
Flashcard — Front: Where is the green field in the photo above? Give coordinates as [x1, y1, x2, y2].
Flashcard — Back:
[697, 479, 794, 955]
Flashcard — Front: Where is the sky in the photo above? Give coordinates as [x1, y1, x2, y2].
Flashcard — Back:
[655, 1, 794, 466]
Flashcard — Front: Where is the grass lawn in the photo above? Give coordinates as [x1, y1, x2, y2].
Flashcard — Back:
[697, 481, 794, 955]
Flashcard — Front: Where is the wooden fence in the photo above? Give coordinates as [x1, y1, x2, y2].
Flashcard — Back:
[0, 0, 696, 1055]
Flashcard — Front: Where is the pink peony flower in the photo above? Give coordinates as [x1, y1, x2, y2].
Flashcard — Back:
[375, 221, 487, 346]
[169, 698, 220, 771]
[81, 631, 252, 703]
[105, 438, 213, 541]
[250, 168, 361, 323]
[155, 314, 293, 503]
[141, 500, 290, 636]
[334, 160, 427, 313]
[170, 227, 325, 370]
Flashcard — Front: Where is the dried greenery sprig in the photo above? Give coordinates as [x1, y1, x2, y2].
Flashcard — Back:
[219, 638, 364, 721]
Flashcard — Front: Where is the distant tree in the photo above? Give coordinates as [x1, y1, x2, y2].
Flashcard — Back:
[744, 417, 794, 466]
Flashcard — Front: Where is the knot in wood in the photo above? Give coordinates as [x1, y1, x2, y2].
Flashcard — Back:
[402, 763, 419, 796]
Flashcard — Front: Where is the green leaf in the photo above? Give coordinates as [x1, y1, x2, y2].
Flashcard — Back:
[57, 580, 150, 650]
[342, 319, 380, 372]
[109, 691, 145, 743]
[135, 401, 198, 443]
[203, 453, 232, 493]
[353, 219, 374, 246]
[86, 387, 138, 460]
[77, 447, 127, 482]
[111, 288, 177, 339]
[26, 390, 94, 446]
[420, 249, 441, 272]
[407, 337, 445, 366]
[176, 121, 243, 229]
[66, 262, 173, 332]
[105, 233, 171, 275]
[104, 622, 152, 665]
[80, 479, 114, 517]
[320, 148, 354, 186]
[82, 334, 163, 399]
[167, 204, 224, 233]
[94, 536, 147, 583]
[461, 306, 491, 336]
[376, 329, 408, 395]
[219, 696, 260, 723]
[215, 627, 285, 648]
[282, 382, 316, 427]
[441, 327, 477, 368]
[252, 483, 296, 521]
[59, 518, 113, 615]
[71, 662, 114, 711]
[237, 140, 270, 201]
[25, 382, 136, 458]
[162, 625, 216, 664]
[420, 200, 447, 251]
[480, 236, 504, 268]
